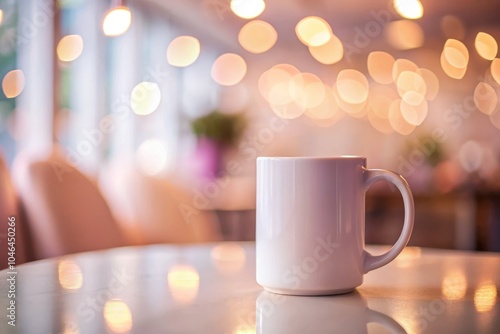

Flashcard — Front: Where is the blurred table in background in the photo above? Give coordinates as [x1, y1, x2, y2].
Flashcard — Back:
[216, 209, 256, 241]
[204, 176, 256, 241]
[366, 191, 500, 252]
[475, 191, 500, 252]
[210, 187, 500, 252]
[365, 192, 476, 250]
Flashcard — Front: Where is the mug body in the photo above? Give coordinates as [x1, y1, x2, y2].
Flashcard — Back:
[256, 156, 367, 295]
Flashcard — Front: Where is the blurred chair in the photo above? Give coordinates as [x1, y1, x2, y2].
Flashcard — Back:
[100, 161, 221, 244]
[0, 151, 32, 269]
[12, 149, 127, 259]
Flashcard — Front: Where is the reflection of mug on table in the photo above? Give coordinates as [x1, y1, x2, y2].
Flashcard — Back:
[256, 291, 407, 334]
[256, 157, 414, 295]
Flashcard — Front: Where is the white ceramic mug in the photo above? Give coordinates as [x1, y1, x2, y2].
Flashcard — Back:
[256, 156, 414, 295]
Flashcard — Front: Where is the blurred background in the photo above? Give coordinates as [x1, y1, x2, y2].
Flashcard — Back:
[1, 0, 500, 263]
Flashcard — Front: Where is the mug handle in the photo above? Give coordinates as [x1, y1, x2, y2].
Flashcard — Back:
[362, 168, 415, 273]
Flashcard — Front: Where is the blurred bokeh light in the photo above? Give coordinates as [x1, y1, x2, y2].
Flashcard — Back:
[238, 20, 277, 53]
[474, 282, 498, 313]
[442, 270, 467, 301]
[308, 33, 343, 65]
[416, 68, 439, 100]
[441, 39, 469, 79]
[167, 265, 200, 304]
[130, 82, 161, 116]
[211, 53, 247, 86]
[2, 69, 25, 98]
[136, 139, 168, 175]
[167, 36, 200, 67]
[475, 32, 498, 61]
[385, 20, 424, 50]
[295, 16, 332, 47]
[336, 69, 369, 105]
[393, 0, 424, 19]
[103, 299, 133, 333]
[211, 243, 246, 273]
[290, 72, 325, 109]
[230, 0, 265, 19]
[102, 6, 132, 37]
[491, 58, 500, 85]
[368, 51, 395, 84]
[57, 35, 84, 62]
[57, 260, 83, 291]
[389, 99, 416, 135]
[474, 82, 497, 115]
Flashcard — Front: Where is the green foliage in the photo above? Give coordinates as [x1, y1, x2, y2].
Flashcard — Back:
[403, 136, 445, 167]
[191, 110, 246, 145]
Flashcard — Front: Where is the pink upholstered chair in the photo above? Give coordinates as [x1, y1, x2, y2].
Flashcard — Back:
[0, 151, 32, 269]
[100, 163, 221, 244]
[12, 149, 127, 259]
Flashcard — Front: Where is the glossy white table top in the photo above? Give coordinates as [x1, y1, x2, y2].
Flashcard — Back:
[1, 243, 499, 333]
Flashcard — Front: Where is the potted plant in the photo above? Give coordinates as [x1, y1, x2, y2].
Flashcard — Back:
[190, 110, 246, 178]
